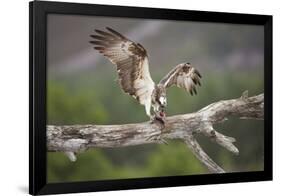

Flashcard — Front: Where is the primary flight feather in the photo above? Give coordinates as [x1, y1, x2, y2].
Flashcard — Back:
[90, 27, 202, 123]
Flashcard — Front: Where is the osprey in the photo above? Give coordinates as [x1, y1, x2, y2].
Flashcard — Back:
[90, 27, 202, 125]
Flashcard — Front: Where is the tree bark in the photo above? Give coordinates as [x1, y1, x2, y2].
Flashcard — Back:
[47, 91, 264, 173]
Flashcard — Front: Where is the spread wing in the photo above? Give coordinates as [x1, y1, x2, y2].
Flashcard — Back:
[89, 27, 155, 106]
[159, 63, 202, 95]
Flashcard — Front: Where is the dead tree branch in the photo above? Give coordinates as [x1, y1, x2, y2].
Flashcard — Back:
[47, 91, 264, 173]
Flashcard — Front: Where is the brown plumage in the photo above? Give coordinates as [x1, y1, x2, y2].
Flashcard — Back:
[89, 27, 202, 121]
[90, 27, 154, 107]
[159, 63, 202, 96]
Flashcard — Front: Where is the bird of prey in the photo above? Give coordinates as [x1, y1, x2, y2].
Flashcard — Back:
[89, 27, 202, 125]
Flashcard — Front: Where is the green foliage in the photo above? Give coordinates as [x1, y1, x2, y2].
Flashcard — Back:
[48, 142, 206, 182]
[48, 150, 114, 182]
[146, 141, 206, 176]
[47, 81, 108, 124]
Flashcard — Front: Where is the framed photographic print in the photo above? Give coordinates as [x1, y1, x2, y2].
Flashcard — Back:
[29, 0, 272, 195]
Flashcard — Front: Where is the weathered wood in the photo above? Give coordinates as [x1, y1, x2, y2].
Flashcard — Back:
[47, 91, 264, 173]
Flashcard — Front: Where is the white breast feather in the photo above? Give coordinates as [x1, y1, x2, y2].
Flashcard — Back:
[159, 96, 165, 105]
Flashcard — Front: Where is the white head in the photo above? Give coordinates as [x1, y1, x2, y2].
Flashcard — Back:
[159, 96, 167, 106]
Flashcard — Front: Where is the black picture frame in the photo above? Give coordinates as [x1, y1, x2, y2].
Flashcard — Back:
[29, 0, 273, 195]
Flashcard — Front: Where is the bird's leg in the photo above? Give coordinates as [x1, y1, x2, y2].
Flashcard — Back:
[150, 115, 165, 129]
[145, 101, 165, 126]
[145, 102, 164, 128]
[154, 113, 166, 125]
[151, 105, 166, 127]
[147, 108, 167, 144]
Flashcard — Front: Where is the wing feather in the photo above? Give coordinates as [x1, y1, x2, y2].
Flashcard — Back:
[90, 27, 155, 106]
[159, 63, 202, 96]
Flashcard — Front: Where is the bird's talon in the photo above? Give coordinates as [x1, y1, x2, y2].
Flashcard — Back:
[150, 115, 165, 127]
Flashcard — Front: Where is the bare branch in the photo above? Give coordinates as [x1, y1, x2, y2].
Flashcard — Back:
[201, 123, 239, 155]
[184, 135, 225, 173]
[47, 92, 264, 173]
